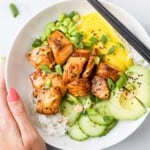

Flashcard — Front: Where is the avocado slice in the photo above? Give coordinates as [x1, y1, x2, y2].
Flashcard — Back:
[125, 65, 150, 107]
[109, 88, 146, 120]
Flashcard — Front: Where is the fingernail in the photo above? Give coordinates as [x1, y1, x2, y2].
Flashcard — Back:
[8, 88, 19, 102]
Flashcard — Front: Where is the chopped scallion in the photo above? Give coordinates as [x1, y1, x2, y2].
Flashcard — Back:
[116, 73, 128, 89]
[107, 78, 115, 90]
[45, 79, 52, 89]
[100, 34, 107, 45]
[9, 3, 19, 18]
[55, 64, 63, 75]
[99, 54, 105, 61]
[107, 46, 115, 55]
[117, 42, 125, 49]
[94, 56, 100, 65]
[40, 64, 51, 73]
[32, 39, 43, 48]
[89, 36, 99, 45]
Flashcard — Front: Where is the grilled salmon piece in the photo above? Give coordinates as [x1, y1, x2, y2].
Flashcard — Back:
[91, 76, 110, 99]
[72, 49, 90, 60]
[36, 87, 62, 115]
[96, 62, 121, 81]
[63, 57, 87, 83]
[51, 74, 67, 97]
[30, 71, 67, 97]
[26, 46, 55, 70]
[82, 55, 95, 78]
[30, 71, 56, 89]
[48, 31, 73, 65]
[67, 78, 91, 97]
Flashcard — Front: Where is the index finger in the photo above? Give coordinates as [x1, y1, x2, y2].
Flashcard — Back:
[0, 63, 7, 109]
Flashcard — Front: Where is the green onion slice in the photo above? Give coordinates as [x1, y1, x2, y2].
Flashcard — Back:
[116, 73, 128, 89]
[40, 64, 51, 73]
[94, 56, 100, 65]
[100, 34, 107, 45]
[55, 64, 63, 75]
[117, 42, 125, 49]
[9, 3, 19, 18]
[32, 39, 43, 48]
[107, 78, 115, 90]
[107, 46, 115, 55]
[45, 79, 52, 89]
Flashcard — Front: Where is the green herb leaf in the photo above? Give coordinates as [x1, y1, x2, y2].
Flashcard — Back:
[107, 78, 115, 90]
[117, 42, 125, 49]
[99, 54, 106, 61]
[75, 32, 84, 42]
[32, 39, 43, 48]
[9, 3, 19, 18]
[84, 36, 98, 49]
[40, 64, 51, 73]
[89, 36, 99, 44]
[55, 64, 63, 75]
[107, 46, 115, 55]
[45, 79, 52, 89]
[100, 34, 107, 45]
[94, 56, 100, 65]
[84, 42, 93, 49]
[68, 11, 78, 18]
[116, 73, 128, 89]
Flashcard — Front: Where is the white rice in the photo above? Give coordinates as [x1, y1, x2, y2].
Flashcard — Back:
[28, 95, 68, 136]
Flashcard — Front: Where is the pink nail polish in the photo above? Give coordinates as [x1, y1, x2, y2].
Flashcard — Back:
[8, 88, 19, 102]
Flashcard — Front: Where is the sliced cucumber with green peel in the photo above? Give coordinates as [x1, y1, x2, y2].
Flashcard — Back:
[102, 120, 118, 136]
[109, 88, 147, 120]
[68, 122, 88, 141]
[79, 115, 106, 137]
[87, 101, 114, 125]
[66, 94, 80, 104]
[87, 108, 114, 125]
[125, 65, 150, 107]
[60, 100, 81, 126]
[93, 101, 112, 115]
[79, 95, 93, 109]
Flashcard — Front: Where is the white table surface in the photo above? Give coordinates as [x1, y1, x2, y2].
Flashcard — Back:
[1, 0, 150, 150]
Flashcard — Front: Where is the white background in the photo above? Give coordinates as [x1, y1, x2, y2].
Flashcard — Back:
[0, 0, 150, 150]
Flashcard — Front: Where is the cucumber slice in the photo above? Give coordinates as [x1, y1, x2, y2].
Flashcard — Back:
[79, 95, 93, 109]
[79, 115, 106, 137]
[68, 123, 88, 141]
[60, 100, 80, 126]
[93, 101, 112, 116]
[102, 120, 118, 136]
[87, 108, 114, 125]
[66, 94, 80, 104]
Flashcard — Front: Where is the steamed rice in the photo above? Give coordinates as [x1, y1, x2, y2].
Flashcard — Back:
[28, 95, 68, 136]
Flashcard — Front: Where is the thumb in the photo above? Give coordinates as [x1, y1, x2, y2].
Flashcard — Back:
[7, 88, 37, 139]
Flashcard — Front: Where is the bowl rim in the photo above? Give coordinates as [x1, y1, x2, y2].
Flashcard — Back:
[5, 0, 150, 149]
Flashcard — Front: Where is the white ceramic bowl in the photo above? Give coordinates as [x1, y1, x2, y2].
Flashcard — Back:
[6, 0, 150, 150]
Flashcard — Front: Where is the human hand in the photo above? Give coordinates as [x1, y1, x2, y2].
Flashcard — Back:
[0, 63, 46, 150]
